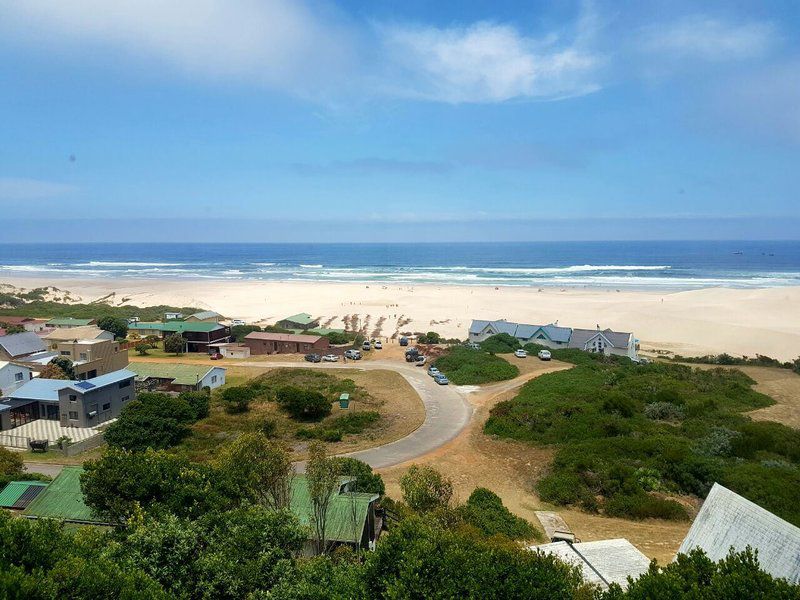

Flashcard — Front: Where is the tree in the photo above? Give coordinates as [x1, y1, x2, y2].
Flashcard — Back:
[104, 393, 194, 452]
[458, 487, 536, 540]
[97, 315, 128, 340]
[331, 457, 385, 495]
[39, 363, 69, 380]
[400, 464, 453, 513]
[276, 385, 331, 421]
[164, 333, 185, 354]
[230, 324, 261, 342]
[306, 441, 338, 555]
[145, 335, 161, 347]
[0, 323, 24, 334]
[220, 385, 255, 414]
[49, 355, 76, 379]
[135, 343, 150, 356]
[179, 390, 210, 420]
[215, 433, 294, 510]
[0, 447, 24, 482]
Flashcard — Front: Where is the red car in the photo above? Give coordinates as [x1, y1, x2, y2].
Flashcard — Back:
[209, 352, 223, 360]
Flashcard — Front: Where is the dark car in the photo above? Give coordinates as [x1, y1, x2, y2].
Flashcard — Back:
[209, 352, 223, 360]
[304, 353, 321, 363]
[405, 348, 420, 362]
[399, 336, 409, 346]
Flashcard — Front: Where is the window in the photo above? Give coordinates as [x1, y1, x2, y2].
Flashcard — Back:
[119, 379, 131, 389]
[122, 396, 130, 402]
[79, 352, 88, 361]
[60, 350, 71, 356]
[68, 411, 78, 420]
[14, 372, 24, 382]
[69, 394, 77, 403]
[102, 403, 111, 411]
[211, 375, 217, 383]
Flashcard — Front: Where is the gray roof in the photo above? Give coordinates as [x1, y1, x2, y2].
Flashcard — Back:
[532, 539, 651, 590]
[188, 310, 220, 320]
[8, 378, 74, 402]
[569, 328, 632, 350]
[469, 319, 519, 336]
[0, 332, 46, 358]
[678, 483, 800, 584]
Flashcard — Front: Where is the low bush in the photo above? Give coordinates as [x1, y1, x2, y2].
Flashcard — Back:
[644, 401, 685, 421]
[179, 390, 211, 420]
[604, 491, 688, 520]
[276, 386, 331, 421]
[105, 393, 196, 452]
[220, 386, 255, 414]
[479, 333, 520, 354]
[459, 488, 538, 540]
[434, 346, 519, 385]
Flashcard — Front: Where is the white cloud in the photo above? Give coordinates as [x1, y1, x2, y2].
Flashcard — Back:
[379, 21, 602, 103]
[641, 16, 774, 62]
[0, 177, 78, 200]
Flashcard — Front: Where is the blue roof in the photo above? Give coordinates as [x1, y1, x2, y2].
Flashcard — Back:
[63, 369, 136, 393]
[539, 325, 572, 343]
[9, 378, 74, 402]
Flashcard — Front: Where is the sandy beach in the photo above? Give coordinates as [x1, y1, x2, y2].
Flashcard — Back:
[3, 277, 800, 361]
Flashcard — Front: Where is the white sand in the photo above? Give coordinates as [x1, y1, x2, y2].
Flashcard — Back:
[4, 277, 800, 361]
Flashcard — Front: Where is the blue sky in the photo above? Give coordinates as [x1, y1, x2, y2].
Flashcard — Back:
[1, 0, 798, 241]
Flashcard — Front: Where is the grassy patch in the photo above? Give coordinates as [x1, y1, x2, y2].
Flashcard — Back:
[484, 357, 800, 524]
[434, 346, 519, 385]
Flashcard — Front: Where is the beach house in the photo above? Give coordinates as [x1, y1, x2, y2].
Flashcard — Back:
[128, 321, 231, 353]
[0, 316, 48, 333]
[243, 331, 329, 355]
[128, 362, 226, 392]
[184, 310, 222, 323]
[277, 313, 320, 331]
[43, 326, 114, 344]
[469, 319, 638, 359]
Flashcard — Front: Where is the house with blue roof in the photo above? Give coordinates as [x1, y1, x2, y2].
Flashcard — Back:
[0, 369, 136, 431]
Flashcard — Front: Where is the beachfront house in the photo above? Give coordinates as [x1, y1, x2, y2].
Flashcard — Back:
[469, 319, 638, 359]
[243, 332, 329, 355]
[0, 361, 34, 397]
[277, 313, 320, 331]
[43, 326, 114, 344]
[0, 317, 48, 333]
[128, 321, 231, 353]
[0, 368, 136, 431]
[184, 310, 222, 323]
[0, 332, 47, 361]
[128, 362, 226, 392]
[677, 483, 800, 583]
[45, 317, 95, 329]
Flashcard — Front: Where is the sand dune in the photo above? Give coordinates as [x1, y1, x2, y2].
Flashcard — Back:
[4, 277, 800, 360]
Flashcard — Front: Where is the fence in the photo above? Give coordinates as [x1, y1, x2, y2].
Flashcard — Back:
[59, 431, 106, 457]
[0, 434, 31, 449]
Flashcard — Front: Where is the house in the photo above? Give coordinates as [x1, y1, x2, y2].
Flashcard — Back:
[0, 316, 48, 333]
[43, 326, 114, 345]
[22, 467, 109, 525]
[208, 342, 251, 359]
[0, 481, 49, 510]
[128, 362, 226, 392]
[184, 310, 222, 323]
[0, 361, 34, 396]
[128, 321, 231, 353]
[0, 332, 47, 361]
[45, 317, 95, 329]
[290, 475, 381, 553]
[469, 319, 637, 359]
[531, 538, 651, 590]
[1, 369, 136, 431]
[243, 332, 329, 355]
[677, 483, 800, 584]
[277, 313, 320, 331]
[47, 338, 128, 380]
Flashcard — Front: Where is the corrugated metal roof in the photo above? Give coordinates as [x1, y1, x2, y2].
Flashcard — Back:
[62, 368, 136, 393]
[569, 328, 632, 350]
[8, 377, 74, 402]
[245, 332, 323, 344]
[23, 467, 103, 523]
[44, 326, 110, 341]
[281, 313, 316, 325]
[128, 362, 221, 386]
[0, 481, 48, 509]
[678, 483, 800, 584]
[187, 311, 221, 320]
[129, 321, 224, 333]
[289, 476, 377, 543]
[45, 318, 94, 327]
[532, 539, 651, 590]
[0, 332, 46, 358]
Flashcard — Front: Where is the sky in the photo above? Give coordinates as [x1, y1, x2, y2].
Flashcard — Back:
[1, 0, 799, 242]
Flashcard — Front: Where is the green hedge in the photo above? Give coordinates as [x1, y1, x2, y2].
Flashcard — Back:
[434, 346, 519, 385]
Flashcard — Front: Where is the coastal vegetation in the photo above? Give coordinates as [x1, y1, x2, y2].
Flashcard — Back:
[485, 351, 800, 525]
[434, 346, 519, 384]
[672, 352, 800, 374]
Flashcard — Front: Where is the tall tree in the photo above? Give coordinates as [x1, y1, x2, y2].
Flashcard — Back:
[306, 441, 338, 555]
[49, 356, 76, 379]
[39, 363, 69, 380]
[164, 333, 185, 354]
[97, 315, 129, 340]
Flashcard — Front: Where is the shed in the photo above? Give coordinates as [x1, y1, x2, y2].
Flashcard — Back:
[0, 481, 48, 509]
[23, 467, 108, 525]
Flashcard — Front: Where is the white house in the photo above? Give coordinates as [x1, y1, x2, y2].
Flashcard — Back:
[469, 319, 638, 359]
[0, 361, 35, 397]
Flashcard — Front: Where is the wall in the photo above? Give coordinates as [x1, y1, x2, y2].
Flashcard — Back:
[0, 363, 33, 396]
[58, 376, 136, 428]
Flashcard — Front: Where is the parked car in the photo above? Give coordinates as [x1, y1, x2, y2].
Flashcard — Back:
[344, 349, 362, 360]
[362, 340, 371, 351]
[632, 357, 650, 365]
[399, 336, 409, 346]
[305, 353, 321, 363]
[231, 319, 246, 326]
[322, 354, 339, 362]
[209, 352, 223, 360]
[466, 342, 480, 350]
[514, 349, 528, 358]
[405, 347, 420, 362]
[427, 366, 440, 377]
[538, 350, 552, 361]
[374, 340, 383, 349]
[434, 374, 449, 385]
[415, 355, 427, 366]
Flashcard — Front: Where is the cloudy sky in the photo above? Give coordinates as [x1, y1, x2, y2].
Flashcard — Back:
[1, 0, 798, 241]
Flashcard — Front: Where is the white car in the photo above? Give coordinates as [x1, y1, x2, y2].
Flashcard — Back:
[322, 354, 339, 362]
[374, 340, 383, 349]
[415, 355, 427, 366]
[538, 349, 552, 361]
[514, 349, 527, 358]
[231, 319, 246, 326]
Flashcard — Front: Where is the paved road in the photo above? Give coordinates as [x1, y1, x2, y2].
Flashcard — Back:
[23, 462, 66, 478]
[237, 359, 473, 469]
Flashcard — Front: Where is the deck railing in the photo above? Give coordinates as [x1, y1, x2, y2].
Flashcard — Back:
[0, 434, 31, 449]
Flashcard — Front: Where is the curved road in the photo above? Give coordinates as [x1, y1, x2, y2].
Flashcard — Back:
[236, 359, 473, 469]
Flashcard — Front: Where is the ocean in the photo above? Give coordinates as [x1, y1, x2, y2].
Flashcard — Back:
[0, 241, 798, 289]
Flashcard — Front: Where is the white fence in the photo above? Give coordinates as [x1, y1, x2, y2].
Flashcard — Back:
[0, 434, 31, 449]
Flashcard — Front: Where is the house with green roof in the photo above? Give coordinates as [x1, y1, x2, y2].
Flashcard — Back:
[128, 321, 231, 353]
[22, 467, 109, 525]
[289, 475, 381, 553]
[128, 361, 226, 391]
[277, 313, 319, 331]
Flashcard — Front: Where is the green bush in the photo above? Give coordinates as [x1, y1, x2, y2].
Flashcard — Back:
[434, 346, 519, 385]
[179, 390, 210, 420]
[459, 488, 538, 540]
[276, 386, 331, 421]
[220, 386, 255, 414]
[604, 492, 688, 521]
[330, 457, 385, 495]
[643, 401, 685, 421]
[105, 393, 195, 452]
[479, 333, 520, 354]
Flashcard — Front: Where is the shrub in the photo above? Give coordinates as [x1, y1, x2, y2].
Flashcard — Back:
[261, 418, 278, 438]
[104, 393, 195, 452]
[479, 333, 520, 354]
[434, 346, 519, 385]
[97, 315, 129, 340]
[400, 465, 453, 513]
[330, 457, 385, 495]
[328, 411, 380, 434]
[220, 386, 255, 414]
[179, 390, 210, 420]
[276, 386, 331, 421]
[164, 333, 185, 354]
[644, 401, 685, 421]
[694, 427, 741, 457]
[322, 331, 354, 345]
[135, 343, 150, 356]
[604, 492, 688, 520]
[459, 488, 537, 540]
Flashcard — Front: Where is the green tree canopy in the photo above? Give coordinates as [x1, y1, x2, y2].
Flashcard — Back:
[97, 315, 129, 340]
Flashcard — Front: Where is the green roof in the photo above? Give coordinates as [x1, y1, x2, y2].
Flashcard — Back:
[289, 476, 377, 544]
[23, 467, 103, 523]
[282, 313, 316, 325]
[45, 318, 93, 326]
[0, 481, 48, 509]
[129, 321, 223, 333]
[307, 328, 345, 336]
[128, 361, 217, 386]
